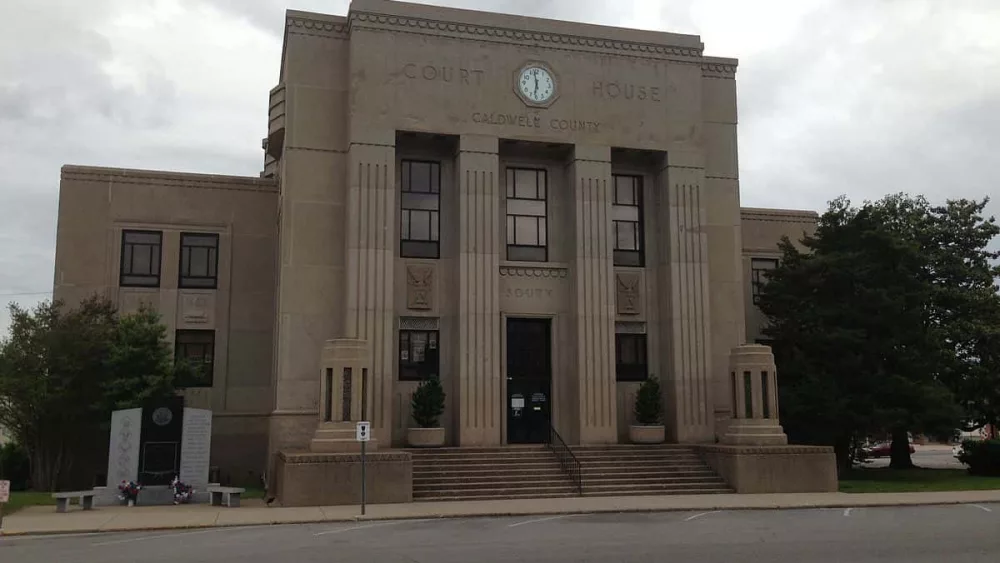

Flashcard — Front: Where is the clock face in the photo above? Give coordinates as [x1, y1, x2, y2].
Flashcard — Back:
[518, 66, 555, 104]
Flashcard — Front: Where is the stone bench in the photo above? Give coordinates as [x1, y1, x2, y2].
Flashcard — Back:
[51, 491, 96, 513]
[207, 486, 246, 508]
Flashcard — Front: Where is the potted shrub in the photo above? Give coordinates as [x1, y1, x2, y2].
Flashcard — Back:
[629, 376, 665, 444]
[407, 375, 446, 447]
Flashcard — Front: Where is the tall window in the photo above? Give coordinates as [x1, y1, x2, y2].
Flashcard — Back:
[399, 329, 439, 381]
[612, 174, 643, 267]
[400, 160, 440, 258]
[175, 330, 215, 387]
[615, 334, 648, 382]
[506, 168, 548, 262]
[120, 230, 162, 287]
[751, 258, 779, 304]
[179, 233, 219, 289]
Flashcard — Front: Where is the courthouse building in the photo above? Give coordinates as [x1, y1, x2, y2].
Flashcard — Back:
[53, 0, 834, 502]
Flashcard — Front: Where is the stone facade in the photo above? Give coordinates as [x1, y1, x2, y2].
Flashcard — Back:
[51, 0, 830, 491]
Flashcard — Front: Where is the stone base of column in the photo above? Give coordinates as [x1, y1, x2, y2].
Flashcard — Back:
[309, 422, 379, 453]
[698, 445, 837, 493]
[274, 450, 411, 506]
[721, 419, 788, 446]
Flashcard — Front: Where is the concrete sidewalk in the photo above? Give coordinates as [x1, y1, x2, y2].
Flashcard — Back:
[4, 490, 1000, 536]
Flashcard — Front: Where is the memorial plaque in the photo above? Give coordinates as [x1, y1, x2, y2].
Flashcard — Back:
[106, 408, 142, 486]
[179, 408, 213, 486]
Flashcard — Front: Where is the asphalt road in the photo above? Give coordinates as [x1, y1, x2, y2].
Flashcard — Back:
[3, 503, 999, 563]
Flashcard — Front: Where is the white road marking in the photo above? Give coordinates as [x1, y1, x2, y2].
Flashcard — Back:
[970, 504, 993, 513]
[314, 520, 420, 536]
[684, 511, 721, 522]
[843, 508, 853, 517]
[91, 526, 251, 547]
[507, 514, 570, 528]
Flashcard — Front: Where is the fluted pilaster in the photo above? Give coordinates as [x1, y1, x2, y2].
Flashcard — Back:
[455, 135, 502, 445]
[345, 138, 396, 444]
[657, 156, 714, 443]
[570, 144, 618, 443]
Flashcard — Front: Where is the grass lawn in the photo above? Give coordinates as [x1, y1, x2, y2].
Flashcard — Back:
[840, 468, 1000, 493]
[3, 491, 56, 515]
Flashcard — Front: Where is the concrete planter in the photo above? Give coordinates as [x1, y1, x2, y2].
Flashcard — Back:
[407, 427, 445, 447]
[629, 424, 665, 444]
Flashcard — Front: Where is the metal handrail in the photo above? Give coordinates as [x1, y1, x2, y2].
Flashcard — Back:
[547, 425, 583, 495]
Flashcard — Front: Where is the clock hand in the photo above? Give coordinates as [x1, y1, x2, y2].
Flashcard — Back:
[534, 76, 538, 97]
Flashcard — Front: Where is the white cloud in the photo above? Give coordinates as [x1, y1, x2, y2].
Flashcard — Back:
[1, 0, 998, 333]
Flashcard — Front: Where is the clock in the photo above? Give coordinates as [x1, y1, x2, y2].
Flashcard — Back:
[514, 62, 558, 107]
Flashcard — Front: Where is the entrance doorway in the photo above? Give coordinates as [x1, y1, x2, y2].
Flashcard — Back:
[506, 318, 552, 444]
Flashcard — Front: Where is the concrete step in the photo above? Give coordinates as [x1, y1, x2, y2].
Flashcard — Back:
[414, 491, 580, 502]
[408, 446, 549, 454]
[582, 476, 727, 487]
[414, 462, 563, 474]
[570, 451, 702, 459]
[413, 485, 579, 499]
[584, 481, 728, 493]
[583, 488, 733, 497]
[414, 478, 572, 492]
[411, 453, 559, 463]
[581, 470, 720, 480]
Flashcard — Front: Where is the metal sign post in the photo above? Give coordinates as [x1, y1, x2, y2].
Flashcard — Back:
[356, 421, 370, 516]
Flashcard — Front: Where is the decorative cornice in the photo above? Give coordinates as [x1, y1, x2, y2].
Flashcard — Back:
[286, 14, 349, 38]
[702, 62, 737, 79]
[500, 265, 569, 278]
[287, 11, 704, 63]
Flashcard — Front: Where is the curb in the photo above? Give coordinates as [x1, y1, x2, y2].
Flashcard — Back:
[2, 496, 997, 537]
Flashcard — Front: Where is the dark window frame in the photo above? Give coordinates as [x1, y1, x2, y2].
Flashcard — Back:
[612, 174, 645, 267]
[505, 167, 548, 262]
[174, 329, 215, 388]
[178, 232, 220, 289]
[119, 229, 163, 287]
[751, 258, 779, 305]
[400, 160, 441, 259]
[615, 333, 648, 382]
[398, 329, 440, 382]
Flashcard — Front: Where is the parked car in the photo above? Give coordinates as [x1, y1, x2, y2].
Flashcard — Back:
[864, 441, 915, 458]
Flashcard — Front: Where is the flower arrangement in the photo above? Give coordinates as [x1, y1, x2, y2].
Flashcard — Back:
[170, 475, 195, 505]
[117, 480, 142, 506]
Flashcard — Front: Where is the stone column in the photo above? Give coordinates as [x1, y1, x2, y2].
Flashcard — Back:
[344, 133, 396, 445]
[721, 344, 787, 445]
[310, 339, 376, 452]
[656, 152, 714, 443]
[455, 134, 502, 445]
[569, 144, 618, 444]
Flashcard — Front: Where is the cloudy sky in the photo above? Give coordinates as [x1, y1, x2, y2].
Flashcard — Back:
[1, 0, 998, 333]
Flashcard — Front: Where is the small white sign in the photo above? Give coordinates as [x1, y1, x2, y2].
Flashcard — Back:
[356, 421, 371, 442]
[0, 480, 10, 503]
[511, 397, 525, 409]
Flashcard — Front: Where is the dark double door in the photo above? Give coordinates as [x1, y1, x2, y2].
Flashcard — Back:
[506, 318, 552, 444]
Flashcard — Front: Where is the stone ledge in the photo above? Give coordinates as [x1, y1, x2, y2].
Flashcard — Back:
[698, 444, 834, 455]
[278, 450, 411, 464]
[60, 165, 278, 192]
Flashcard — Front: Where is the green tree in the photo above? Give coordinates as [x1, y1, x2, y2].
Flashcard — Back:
[759, 194, 998, 472]
[0, 296, 180, 490]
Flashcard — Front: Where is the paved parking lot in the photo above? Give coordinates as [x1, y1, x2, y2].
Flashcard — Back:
[865, 445, 965, 469]
[3, 503, 998, 563]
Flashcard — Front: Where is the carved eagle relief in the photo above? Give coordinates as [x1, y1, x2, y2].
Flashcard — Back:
[406, 265, 434, 310]
[616, 273, 641, 314]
